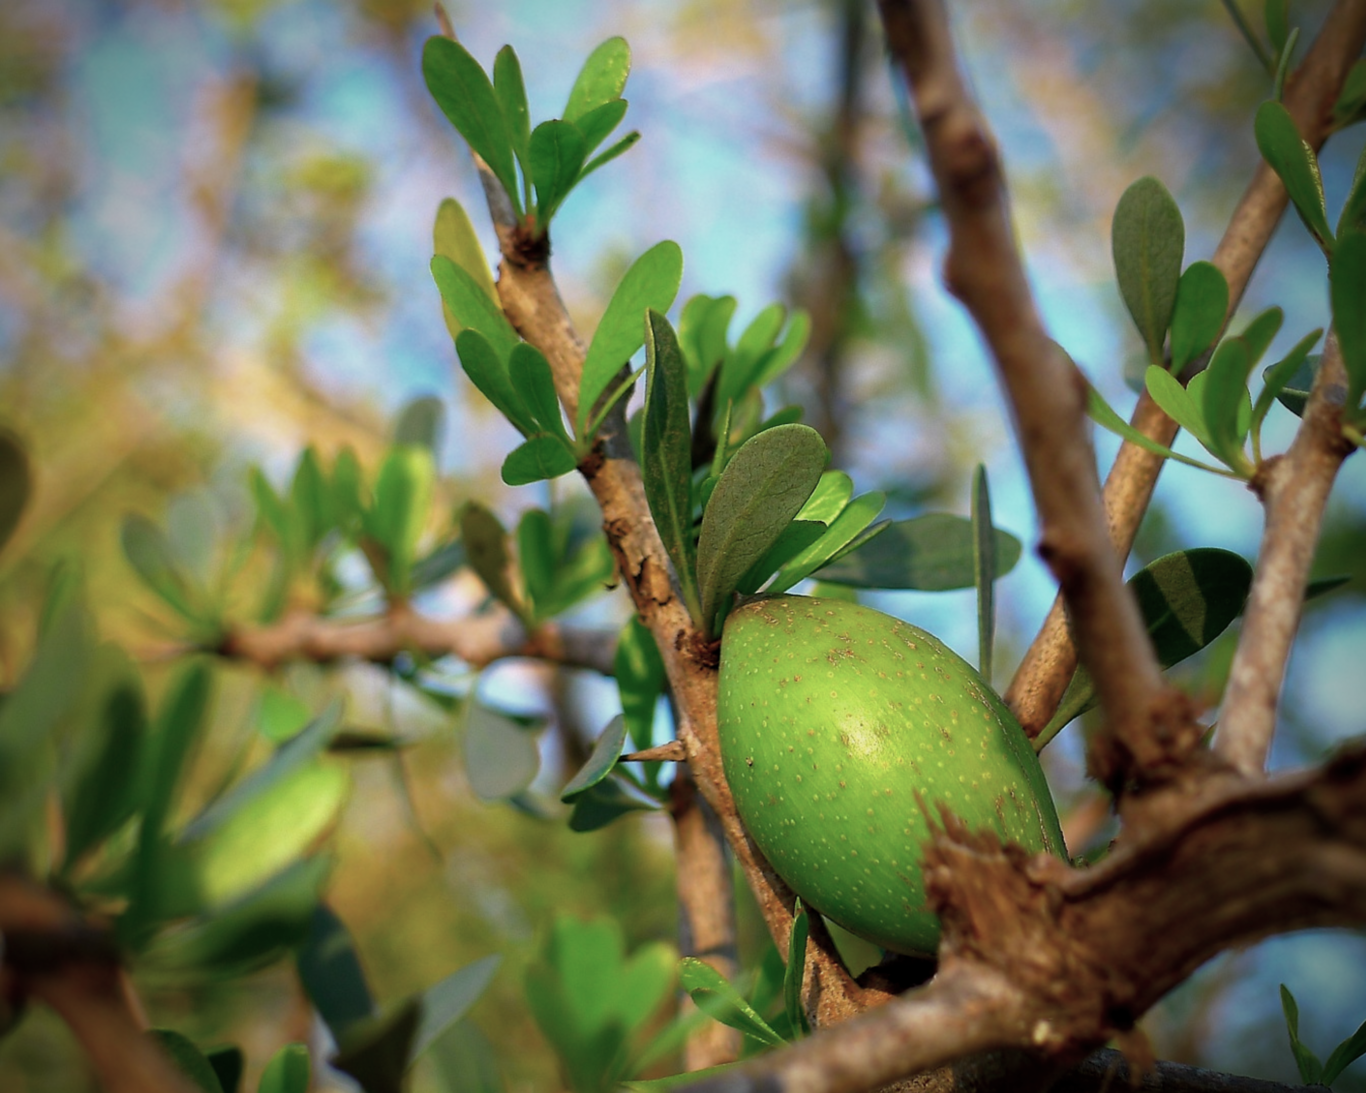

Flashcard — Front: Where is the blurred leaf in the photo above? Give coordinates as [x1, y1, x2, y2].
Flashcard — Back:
[1322, 1015, 1366, 1085]
[518, 508, 557, 621]
[1040, 549, 1254, 745]
[332, 998, 421, 1093]
[411, 538, 467, 592]
[331, 448, 363, 535]
[297, 903, 375, 1042]
[1254, 330, 1322, 434]
[1169, 262, 1229, 373]
[770, 491, 885, 595]
[1112, 177, 1185, 365]
[642, 309, 701, 624]
[394, 396, 446, 455]
[1280, 984, 1325, 1085]
[530, 119, 587, 224]
[433, 258, 520, 362]
[1332, 232, 1366, 411]
[1201, 339, 1255, 474]
[696, 424, 827, 633]
[815, 514, 1020, 591]
[460, 502, 524, 619]
[564, 37, 630, 123]
[615, 617, 664, 755]
[0, 429, 31, 555]
[1333, 59, 1366, 128]
[151, 1030, 224, 1093]
[455, 329, 536, 437]
[1265, 0, 1289, 55]
[624, 1064, 743, 1091]
[258, 1045, 309, 1093]
[122, 513, 209, 624]
[492, 47, 531, 171]
[140, 662, 214, 848]
[464, 703, 540, 801]
[290, 449, 328, 556]
[784, 903, 810, 1040]
[578, 241, 683, 438]
[365, 446, 434, 595]
[206, 1046, 243, 1093]
[562, 715, 629, 801]
[62, 681, 145, 869]
[501, 434, 578, 486]
[716, 303, 784, 409]
[678, 958, 784, 1048]
[257, 688, 310, 745]
[568, 772, 661, 832]
[971, 466, 995, 681]
[412, 956, 502, 1063]
[753, 310, 812, 391]
[1255, 101, 1333, 249]
[429, 1020, 506, 1093]
[1306, 575, 1350, 600]
[422, 38, 520, 215]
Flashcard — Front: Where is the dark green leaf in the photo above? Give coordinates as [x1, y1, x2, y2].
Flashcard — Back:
[578, 241, 683, 437]
[62, 681, 145, 868]
[142, 662, 214, 844]
[784, 904, 810, 1040]
[1322, 1015, 1366, 1085]
[122, 513, 208, 623]
[1087, 386, 1231, 475]
[464, 703, 540, 801]
[332, 998, 421, 1093]
[500, 434, 578, 486]
[1169, 262, 1229, 373]
[459, 502, 524, 619]
[1112, 177, 1185, 364]
[1334, 59, 1366, 128]
[624, 1063, 744, 1091]
[206, 1046, 243, 1093]
[1270, 352, 1319, 417]
[562, 715, 629, 801]
[258, 1045, 310, 1093]
[1338, 145, 1366, 237]
[695, 424, 827, 633]
[1255, 101, 1333, 249]
[0, 429, 30, 556]
[1265, 0, 1289, 53]
[815, 514, 1021, 591]
[422, 38, 520, 215]
[508, 345, 571, 448]
[1238, 306, 1284, 369]
[150, 1030, 224, 1093]
[771, 492, 885, 595]
[564, 37, 630, 122]
[529, 119, 587, 224]
[614, 616, 664, 755]
[1255, 330, 1322, 436]
[1306, 575, 1350, 601]
[736, 520, 826, 596]
[678, 958, 785, 1048]
[411, 956, 502, 1064]
[574, 99, 628, 155]
[297, 903, 375, 1042]
[454, 329, 536, 437]
[971, 465, 995, 681]
[642, 310, 702, 624]
[567, 772, 662, 831]
[492, 46, 530, 169]
[394, 396, 445, 455]
[1332, 232, 1366, 411]
[1201, 339, 1255, 474]
[1280, 984, 1325, 1085]
[432, 257, 520, 362]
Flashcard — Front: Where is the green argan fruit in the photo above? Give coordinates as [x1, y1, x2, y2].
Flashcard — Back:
[718, 595, 1065, 957]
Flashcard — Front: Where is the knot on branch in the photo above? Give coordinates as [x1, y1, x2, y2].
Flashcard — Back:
[507, 221, 551, 269]
[1087, 688, 1207, 797]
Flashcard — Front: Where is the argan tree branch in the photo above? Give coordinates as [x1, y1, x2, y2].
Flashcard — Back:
[1216, 333, 1356, 774]
[878, 0, 1186, 787]
[1005, 0, 1366, 738]
[218, 603, 618, 675]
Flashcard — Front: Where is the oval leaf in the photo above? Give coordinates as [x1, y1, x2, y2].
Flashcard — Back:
[814, 514, 1021, 591]
[565, 37, 630, 122]
[562, 715, 629, 801]
[1169, 262, 1229, 373]
[678, 958, 785, 1048]
[464, 704, 540, 801]
[1112, 176, 1185, 364]
[501, 434, 578, 486]
[1255, 100, 1333, 249]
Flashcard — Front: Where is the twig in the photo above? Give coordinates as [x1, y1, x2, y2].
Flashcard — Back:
[625, 741, 688, 762]
[1216, 333, 1355, 774]
[1005, 0, 1366, 738]
[218, 604, 618, 675]
[878, 0, 1185, 787]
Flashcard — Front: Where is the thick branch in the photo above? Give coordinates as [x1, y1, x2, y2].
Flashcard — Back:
[219, 604, 617, 675]
[1216, 334, 1355, 774]
[1005, 0, 1366, 737]
[879, 0, 1185, 786]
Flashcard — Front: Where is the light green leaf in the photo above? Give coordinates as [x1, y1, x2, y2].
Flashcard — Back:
[432, 256, 520, 361]
[695, 424, 827, 633]
[1086, 386, 1232, 476]
[365, 446, 434, 595]
[796, 471, 853, 525]
[561, 715, 629, 801]
[1112, 177, 1185, 364]
[517, 508, 556, 622]
[678, 958, 785, 1048]
[578, 241, 683, 437]
[614, 617, 664, 755]
[784, 903, 810, 1040]
[434, 198, 497, 311]
[1255, 101, 1333, 249]
[815, 514, 1021, 590]
[1145, 365, 1214, 448]
[1169, 262, 1229, 373]
[455, 330, 536, 437]
[736, 520, 826, 596]
[257, 1045, 310, 1093]
[122, 513, 209, 624]
[753, 309, 812, 390]
[1332, 232, 1366, 411]
[501, 434, 578, 486]
[679, 294, 737, 396]
[574, 99, 628, 155]
[509, 343, 572, 444]
[578, 130, 641, 182]
[564, 37, 630, 122]
[770, 492, 885, 594]
[1201, 339, 1255, 474]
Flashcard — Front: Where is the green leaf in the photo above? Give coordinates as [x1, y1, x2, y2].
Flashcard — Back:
[678, 958, 785, 1048]
[151, 1030, 225, 1093]
[717, 303, 785, 408]
[578, 241, 683, 437]
[695, 424, 827, 633]
[1269, 352, 1319, 418]
[1145, 365, 1214, 448]
[1255, 101, 1333, 250]
[1332, 232, 1366, 411]
[1169, 262, 1229, 373]
[432, 257, 520, 362]
[365, 446, 434, 595]
[459, 502, 524, 620]
[207, 1046, 244, 1093]
[62, 681, 146, 868]
[296, 903, 375, 1042]
[614, 616, 665, 755]
[141, 662, 214, 846]
[784, 903, 810, 1040]
[332, 998, 421, 1093]
[815, 514, 1021, 590]
[574, 99, 628, 155]
[736, 520, 827, 596]
[796, 471, 853, 525]
[1338, 145, 1366, 237]
[412, 956, 502, 1064]
[624, 1064, 744, 1091]
[1281, 984, 1325, 1085]
[567, 772, 662, 831]
[642, 310, 702, 624]
[501, 434, 578, 486]
[562, 715, 629, 801]
[529, 119, 587, 225]
[454, 329, 536, 437]
[122, 513, 209, 624]
[394, 396, 445, 455]
[492, 46, 531, 171]
[509, 343, 572, 445]
[971, 465, 995, 681]
[1086, 386, 1232, 476]
[1237, 306, 1284, 369]
[1201, 339, 1255, 474]
[1112, 176, 1185, 365]
[433, 198, 498, 312]
[517, 508, 556, 621]
[565, 37, 631, 123]
[753, 310, 812, 390]
[422, 37, 520, 215]
[1334, 59, 1366, 128]
[1322, 1015, 1366, 1085]
[290, 448, 328, 553]
[578, 131, 641, 182]
[429, 1020, 507, 1093]
[464, 703, 540, 801]
[412, 538, 467, 593]
[770, 492, 886, 594]
[679, 294, 737, 396]
[1039, 549, 1254, 746]
[0, 429, 30, 556]
[1265, 0, 1289, 53]
[331, 448, 362, 534]
[258, 1045, 310, 1093]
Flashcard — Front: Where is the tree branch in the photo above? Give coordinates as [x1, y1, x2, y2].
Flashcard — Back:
[878, 0, 1188, 788]
[218, 604, 618, 675]
[1005, 0, 1366, 738]
[1216, 333, 1356, 774]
